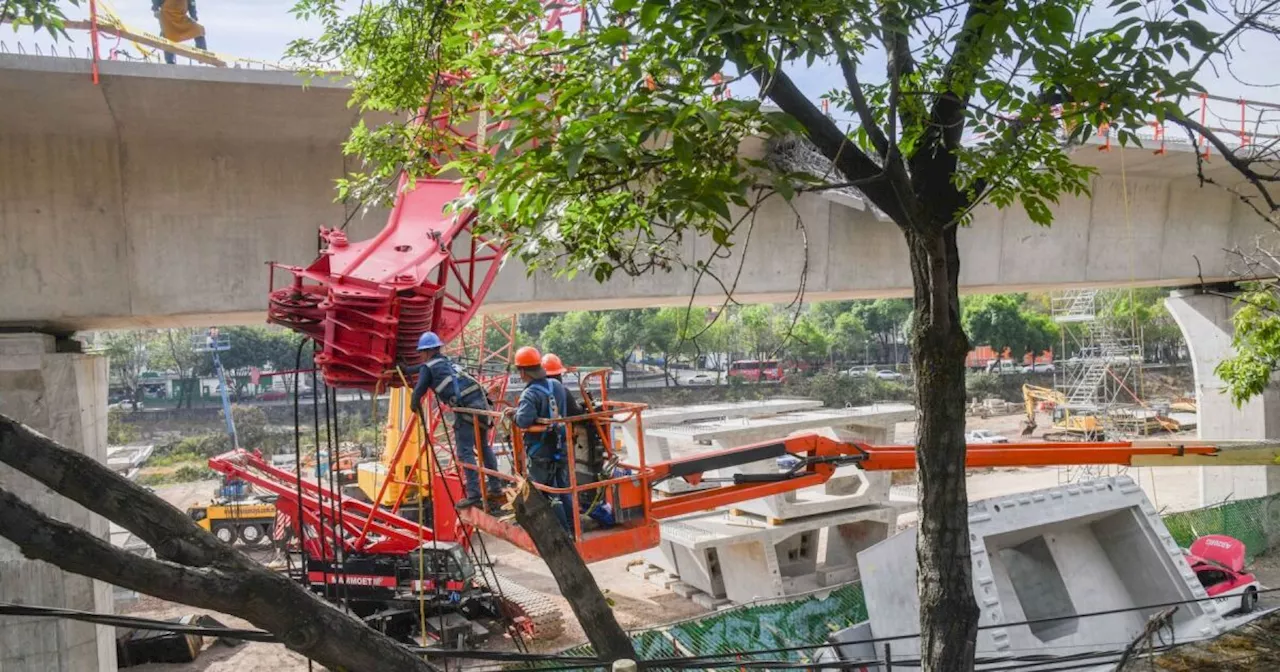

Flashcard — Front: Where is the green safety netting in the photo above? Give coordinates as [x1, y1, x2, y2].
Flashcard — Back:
[539, 492, 1280, 668]
[1162, 492, 1280, 560]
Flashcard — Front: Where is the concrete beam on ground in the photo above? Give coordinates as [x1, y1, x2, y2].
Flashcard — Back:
[1, 55, 1267, 330]
[659, 504, 897, 603]
[640, 398, 825, 426]
[857, 476, 1228, 664]
[646, 403, 915, 449]
[644, 405, 911, 512]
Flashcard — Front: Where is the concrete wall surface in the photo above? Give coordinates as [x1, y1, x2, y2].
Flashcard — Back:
[1166, 290, 1280, 504]
[856, 476, 1226, 668]
[0, 334, 115, 672]
[0, 55, 1263, 330]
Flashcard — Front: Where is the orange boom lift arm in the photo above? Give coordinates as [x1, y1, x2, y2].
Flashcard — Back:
[455, 399, 1234, 563]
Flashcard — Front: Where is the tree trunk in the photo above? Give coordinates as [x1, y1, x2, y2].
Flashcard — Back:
[511, 482, 635, 662]
[0, 414, 436, 672]
[904, 226, 979, 672]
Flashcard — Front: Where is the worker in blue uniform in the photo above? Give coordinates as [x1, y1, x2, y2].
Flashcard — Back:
[510, 346, 576, 533]
[407, 331, 501, 508]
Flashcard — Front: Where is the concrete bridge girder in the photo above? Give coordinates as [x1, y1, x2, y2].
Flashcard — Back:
[0, 54, 1269, 331]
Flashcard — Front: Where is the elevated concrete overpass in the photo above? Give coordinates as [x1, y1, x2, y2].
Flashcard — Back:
[0, 54, 1265, 331]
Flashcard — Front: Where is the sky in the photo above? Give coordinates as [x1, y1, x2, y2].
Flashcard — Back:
[4, 1, 1279, 129]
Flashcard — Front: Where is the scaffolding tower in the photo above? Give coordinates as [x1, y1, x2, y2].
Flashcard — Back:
[1051, 289, 1144, 483]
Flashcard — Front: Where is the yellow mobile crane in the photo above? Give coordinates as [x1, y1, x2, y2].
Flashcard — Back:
[356, 387, 433, 513]
[1021, 384, 1106, 441]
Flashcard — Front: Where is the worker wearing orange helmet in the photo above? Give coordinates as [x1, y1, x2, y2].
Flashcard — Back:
[511, 346, 575, 533]
[541, 353, 584, 417]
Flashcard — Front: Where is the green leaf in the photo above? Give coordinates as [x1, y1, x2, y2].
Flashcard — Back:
[615, 0, 639, 12]
[698, 194, 731, 221]
[1021, 194, 1053, 226]
[639, 0, 663, 28]
[775, 178, 795, 201]
[599, 26, 630, 46]
[698, 109, 721, 134]
[564, 144, 586, 180]
[1045, 5, 1074, 33]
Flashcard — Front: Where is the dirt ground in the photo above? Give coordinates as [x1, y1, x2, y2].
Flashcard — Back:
[124, 410, 1221, 670]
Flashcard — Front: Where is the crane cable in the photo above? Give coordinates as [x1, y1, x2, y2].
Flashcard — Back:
[395, 367, 531, 655]
[1117, 136, 1160, 510]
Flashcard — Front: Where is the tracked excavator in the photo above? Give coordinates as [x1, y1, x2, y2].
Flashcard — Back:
[1020, 384, 1106, 441]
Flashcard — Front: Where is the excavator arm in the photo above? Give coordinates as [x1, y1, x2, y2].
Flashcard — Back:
[1021, 384, 1067, 435]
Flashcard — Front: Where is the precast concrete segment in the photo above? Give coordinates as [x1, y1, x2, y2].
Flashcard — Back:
[646, 404, 914, 451]
[1166, 290, 1280, 506]
[615, 398, 823, 466]
[856, 476, 1228, 669]
[640, 399, 825, 425]
[645, 406, 910, 506]
[0, 55, 1265, 330]
[657, 505, 896, 603]
[0, 334, 115, 672]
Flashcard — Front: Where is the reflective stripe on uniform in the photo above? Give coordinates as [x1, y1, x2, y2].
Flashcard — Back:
[433, 375, 455, 394]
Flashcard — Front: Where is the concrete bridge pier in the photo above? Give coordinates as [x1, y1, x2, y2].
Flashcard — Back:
[1166, 290, 1280, 506]
[0, 333, 115, 672]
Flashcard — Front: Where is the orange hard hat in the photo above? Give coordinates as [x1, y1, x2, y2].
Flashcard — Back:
[514, 346, 543, 368]
[542, 353, 565, 376]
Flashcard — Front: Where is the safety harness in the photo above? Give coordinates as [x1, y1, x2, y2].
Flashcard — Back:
[426, 354, 483, 406]
[526, 379, 567, 461]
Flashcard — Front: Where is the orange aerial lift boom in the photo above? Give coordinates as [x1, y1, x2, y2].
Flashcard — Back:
[453, 398, 1240, 563]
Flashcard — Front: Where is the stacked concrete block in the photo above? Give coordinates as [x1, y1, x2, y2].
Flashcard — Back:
[657, 504, 896, 604]
[855, 476, 1229, 669]
[616, 399, 824, 491]
[641, 403, 911, 606]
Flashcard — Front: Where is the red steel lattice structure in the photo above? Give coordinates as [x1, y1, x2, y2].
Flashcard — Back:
[267, 3, 587, 390]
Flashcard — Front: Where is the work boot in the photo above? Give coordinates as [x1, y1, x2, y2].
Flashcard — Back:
[484, 490, 508, 513]
[455, 496, 481, 509]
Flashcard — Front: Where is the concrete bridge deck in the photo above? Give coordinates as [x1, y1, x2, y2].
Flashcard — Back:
[1, 54, 1264, 330]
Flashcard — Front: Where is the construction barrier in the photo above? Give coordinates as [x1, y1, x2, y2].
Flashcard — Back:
[544, 491, 1280, 668]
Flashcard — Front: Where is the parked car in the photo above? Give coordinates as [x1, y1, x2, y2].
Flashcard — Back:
[258, 390, 288, 401]
[1185, 535, 1261, 614]
[842, 366, 871, 378]
[687, 372, 716, 385]
[875, 370, 904, 381]
[1021, 362, 1056, 373]
[965, 429, 1009, 444]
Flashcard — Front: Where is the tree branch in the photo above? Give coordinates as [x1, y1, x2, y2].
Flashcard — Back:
[829, 27, 890, 158]
[729, 38, 910, 223]
[881, 1, 919, 140]
[0, 485, 436, 671]
[0, 414, 244, 570]
[1168, 113, 1280, 214]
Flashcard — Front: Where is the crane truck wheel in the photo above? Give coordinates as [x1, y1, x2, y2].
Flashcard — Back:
[213, 524, 236, 544]
[239, 523, 265, 545]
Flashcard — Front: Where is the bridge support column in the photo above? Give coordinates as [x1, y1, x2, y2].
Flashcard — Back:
[0, 333, 115, 672]
[1166, 290, 1280, 506]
